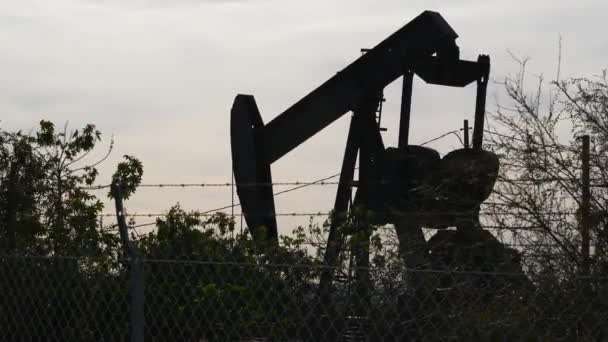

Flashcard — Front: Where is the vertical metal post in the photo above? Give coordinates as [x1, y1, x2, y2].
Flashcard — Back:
[319, 114, 361, 304]
[399, 70, 414, 149]
[112, 182, 131, 258]
[472, 55, 490, 150]
[112, 182, 145, 342]
[231, 170, 235, 240]
[5, 164, 17, 252]
[130, 256, 145, 342]
[314, 114, 361, 342]
[581, 135, 591, 277]
[463, 119, 470, 149]
[352, 97, 381, 319]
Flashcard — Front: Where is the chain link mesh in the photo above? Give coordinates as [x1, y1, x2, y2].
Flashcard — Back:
[1, 254, 606, 341]
[0, 256, 129, 341]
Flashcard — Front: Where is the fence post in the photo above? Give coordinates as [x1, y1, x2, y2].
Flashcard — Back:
[581, 135, 591, 277]
[5, 165, 18, 252]
[112, 181, 145, 342]
[463, 119, 470, 149]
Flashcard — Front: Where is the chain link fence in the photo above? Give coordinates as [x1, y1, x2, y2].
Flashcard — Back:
[1, 253, 607, 341]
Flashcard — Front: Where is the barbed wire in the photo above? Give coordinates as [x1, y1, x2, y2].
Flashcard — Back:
[298, 240, 600, 249]
[97, 209, 581, 219]
[418, 129, 464, 147]
[101, 220, 570, 234]
[88, 128, 606, 236]
[79, 128, 608, 192]
[85, 181, 344, 190]
[82, 128, 463, 191]
[100, 212, 331, 218]
[83, 172, 608, 192]
[81, 177, 608, 191]
[376, 225, 545, 231]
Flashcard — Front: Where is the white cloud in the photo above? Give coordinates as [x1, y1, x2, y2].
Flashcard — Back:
[1, 0, 606, 232]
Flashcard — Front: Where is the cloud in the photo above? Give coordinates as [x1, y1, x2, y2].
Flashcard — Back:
[79, 0, 267, 11]
[0, 0, 606, 226]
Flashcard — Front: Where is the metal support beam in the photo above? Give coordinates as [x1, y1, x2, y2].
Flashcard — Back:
[112, 182, 145, 342]
[472, 55, 490, 150]
[352, 96, 382, 317]
[231, 95, 278, 244]
[399, 70, 414, 149]
[464, 119, 470, 148]
[260, 11, 459, 164]
[319, 114, 361, 305]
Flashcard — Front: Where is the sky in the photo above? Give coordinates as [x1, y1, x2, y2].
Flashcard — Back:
[1, 0, 607, 234]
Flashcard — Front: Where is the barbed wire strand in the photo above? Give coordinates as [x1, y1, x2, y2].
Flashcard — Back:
[82, 128, 462, 191]
[97, 209, 580, 218]
[82, 129, 608, 191]
[91, 129, 596, 234]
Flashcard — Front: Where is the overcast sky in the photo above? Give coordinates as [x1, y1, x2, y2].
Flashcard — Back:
[1, 0, 606, 233]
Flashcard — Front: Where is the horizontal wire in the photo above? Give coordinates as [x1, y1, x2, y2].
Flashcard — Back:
[69, 129, 608, 191]
[81, 129, 463, 191]
[15, 127, 608, 200]
[82, 177, 608, 190]
[97, 210, 580, 218]
[102, 222, 552, 233]
[301, 241, 600, 248]
[88, 128, 600, 236]
[418, 129, 464, 147]
[101, 212, 331, 218]
[377, 225, 544, 231]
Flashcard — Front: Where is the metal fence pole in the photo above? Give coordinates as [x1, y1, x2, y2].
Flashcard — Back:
[581, 135, 591, 277]
[130, 256, 145, 342]
[112, 182, 145, 342]
[463, 119, 470, 149]
[5, 165, 17, 252]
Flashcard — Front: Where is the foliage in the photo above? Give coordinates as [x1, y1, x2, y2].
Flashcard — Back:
[109, 155, 143, 200]
[486, 61, 608, 278]
[3, 75, 608, 340]
[0, 121, 143, 341]
[0, 120, 122, 257]
[137, 205, 323, 340]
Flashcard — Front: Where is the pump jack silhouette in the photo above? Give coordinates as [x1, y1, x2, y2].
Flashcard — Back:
[230, 12, 519, 323]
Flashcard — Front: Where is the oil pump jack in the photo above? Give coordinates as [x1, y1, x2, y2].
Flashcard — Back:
[231, 11, 506, 304]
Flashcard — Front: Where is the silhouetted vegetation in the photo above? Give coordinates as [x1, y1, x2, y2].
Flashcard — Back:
[1, 65, 608, 340]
